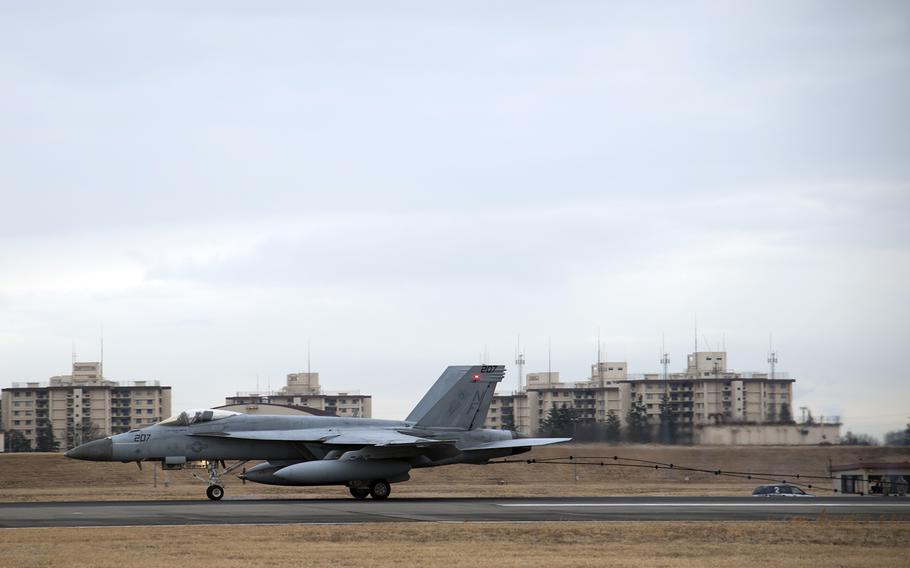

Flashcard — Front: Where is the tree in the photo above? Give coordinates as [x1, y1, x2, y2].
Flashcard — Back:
[604, 411, 621, 443]
[658, 394, 677, 444]
[779, 403, 792, 423]
[500, 411, 516, 433]
[67, 421, 104, 450]
[540, 405, 577, 438]
[33, 419, 60, 452]
[883, 423, 910, 446]
[4, 430, 31, 452]
[841, 431, 879, 446]
[626, 395, 650, 443]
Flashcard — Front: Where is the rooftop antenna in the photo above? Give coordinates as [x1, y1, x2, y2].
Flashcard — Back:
[722, 331, 726, 352]
[514, 335, 525, 392]
[597, 329, 603, 387]
[694, 315, 699, 377]
[548, 337, 552, 380]
[661, 333, 670, 399]
[99, 325, 104, 379]
[307, 338, 311, 376]
[768, 332, 778, 381]
[71, 341, 76, 368]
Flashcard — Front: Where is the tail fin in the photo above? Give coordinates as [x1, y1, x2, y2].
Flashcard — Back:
[406, 365, 505, 430]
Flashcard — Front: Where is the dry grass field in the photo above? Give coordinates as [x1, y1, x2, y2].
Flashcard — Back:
[1, 521, 908, 568]
[1, 443, 907, 501]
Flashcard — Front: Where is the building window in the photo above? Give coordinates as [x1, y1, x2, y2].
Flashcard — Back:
[841, 475, 861, 494]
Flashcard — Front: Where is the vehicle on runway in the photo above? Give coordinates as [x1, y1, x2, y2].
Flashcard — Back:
[752, 484, 815, 497]
[65, 365, 569, 500]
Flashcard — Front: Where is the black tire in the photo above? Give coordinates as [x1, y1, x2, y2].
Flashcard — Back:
[349, 486, 370, 500]
[369, 480, 391, 500]
[207, 485, 224, 501]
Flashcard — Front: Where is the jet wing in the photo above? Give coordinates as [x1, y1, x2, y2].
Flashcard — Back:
[326, 429, 456, 447]
[459, 437, 572, 451]
[191, 428, 454, 447]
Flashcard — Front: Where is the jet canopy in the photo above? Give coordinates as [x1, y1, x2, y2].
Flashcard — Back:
[159, 408, 240, 427]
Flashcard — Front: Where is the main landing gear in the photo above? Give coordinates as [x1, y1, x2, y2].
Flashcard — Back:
[348, 479, 391, 500]
[196, 460, 247, 501]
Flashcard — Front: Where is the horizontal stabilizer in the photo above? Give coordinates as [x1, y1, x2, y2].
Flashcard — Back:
[460, 438, 572, 452]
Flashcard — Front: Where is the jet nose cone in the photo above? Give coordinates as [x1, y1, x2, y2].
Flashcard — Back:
[65, 438, 113, 461]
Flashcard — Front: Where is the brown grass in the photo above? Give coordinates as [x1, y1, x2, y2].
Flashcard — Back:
[1, 444, 907, 502]
[1, 521, 908, 568]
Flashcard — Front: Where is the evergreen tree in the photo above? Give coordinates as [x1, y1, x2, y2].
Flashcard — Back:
[540, 405, 577, 438]
[883, 424, 910, 446]
[779, 403, 792, 423]
[604, 411, 621, 443]
[626, 395, 650, 443]
[500, 411, 516, 433]
[658, 393, 677, 444]
[4, 430, 31, 452]
[841, 431, 879, 446]
[34, 419, 60, 452]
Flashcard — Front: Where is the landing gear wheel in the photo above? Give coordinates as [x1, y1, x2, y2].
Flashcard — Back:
[369, 480, 391, 500]
[349, 486, 370, 500]
[206, 484, 224, 501]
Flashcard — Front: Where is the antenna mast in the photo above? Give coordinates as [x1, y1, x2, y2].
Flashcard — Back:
[661, 333, 670, 398]
[767, 333, 778, 381]
[694, 315, 699, 377]
[547, 337, 552, 380]
[514, 335, 525, 392]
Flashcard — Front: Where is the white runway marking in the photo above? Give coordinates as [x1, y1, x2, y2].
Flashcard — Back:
[497, 502, 910, 508]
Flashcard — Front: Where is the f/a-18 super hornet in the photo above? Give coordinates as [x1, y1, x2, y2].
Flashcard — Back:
[66, 365, 569, 500]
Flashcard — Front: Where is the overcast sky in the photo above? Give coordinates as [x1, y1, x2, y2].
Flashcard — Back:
[1, 2, 908, 438]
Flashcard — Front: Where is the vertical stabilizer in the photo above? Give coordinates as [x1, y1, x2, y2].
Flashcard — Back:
[406, 365, 505, 430]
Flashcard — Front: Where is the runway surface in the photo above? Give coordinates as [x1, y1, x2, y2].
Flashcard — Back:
[2, 496, 909, 527]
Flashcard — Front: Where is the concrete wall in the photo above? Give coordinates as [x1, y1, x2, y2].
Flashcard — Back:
[695, 423, 840, 445]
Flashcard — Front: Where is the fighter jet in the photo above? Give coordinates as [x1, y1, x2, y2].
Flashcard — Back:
[66, 365, 569, 500]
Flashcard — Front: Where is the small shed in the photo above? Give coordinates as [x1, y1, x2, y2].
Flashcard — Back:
[830, 462, 910, 495]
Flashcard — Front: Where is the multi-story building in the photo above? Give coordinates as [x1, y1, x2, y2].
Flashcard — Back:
[1, 362, 172, 450]
[225, 371, 372, 418]
[486, 351, 799, 439]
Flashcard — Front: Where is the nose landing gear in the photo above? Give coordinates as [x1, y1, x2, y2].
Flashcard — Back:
[206, 484, 224, 500]
[194, 460, 247, 501]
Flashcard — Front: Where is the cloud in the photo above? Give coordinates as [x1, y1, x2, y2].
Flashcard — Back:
[0, 2, 908, 436]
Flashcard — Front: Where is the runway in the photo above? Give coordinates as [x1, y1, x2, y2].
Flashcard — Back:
[2, 496, 909, 528]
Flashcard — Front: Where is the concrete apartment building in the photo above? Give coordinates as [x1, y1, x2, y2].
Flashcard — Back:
[225, 371, 372, 418]
[485, 350, 837, 444]
[1, 362, 172, 451]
